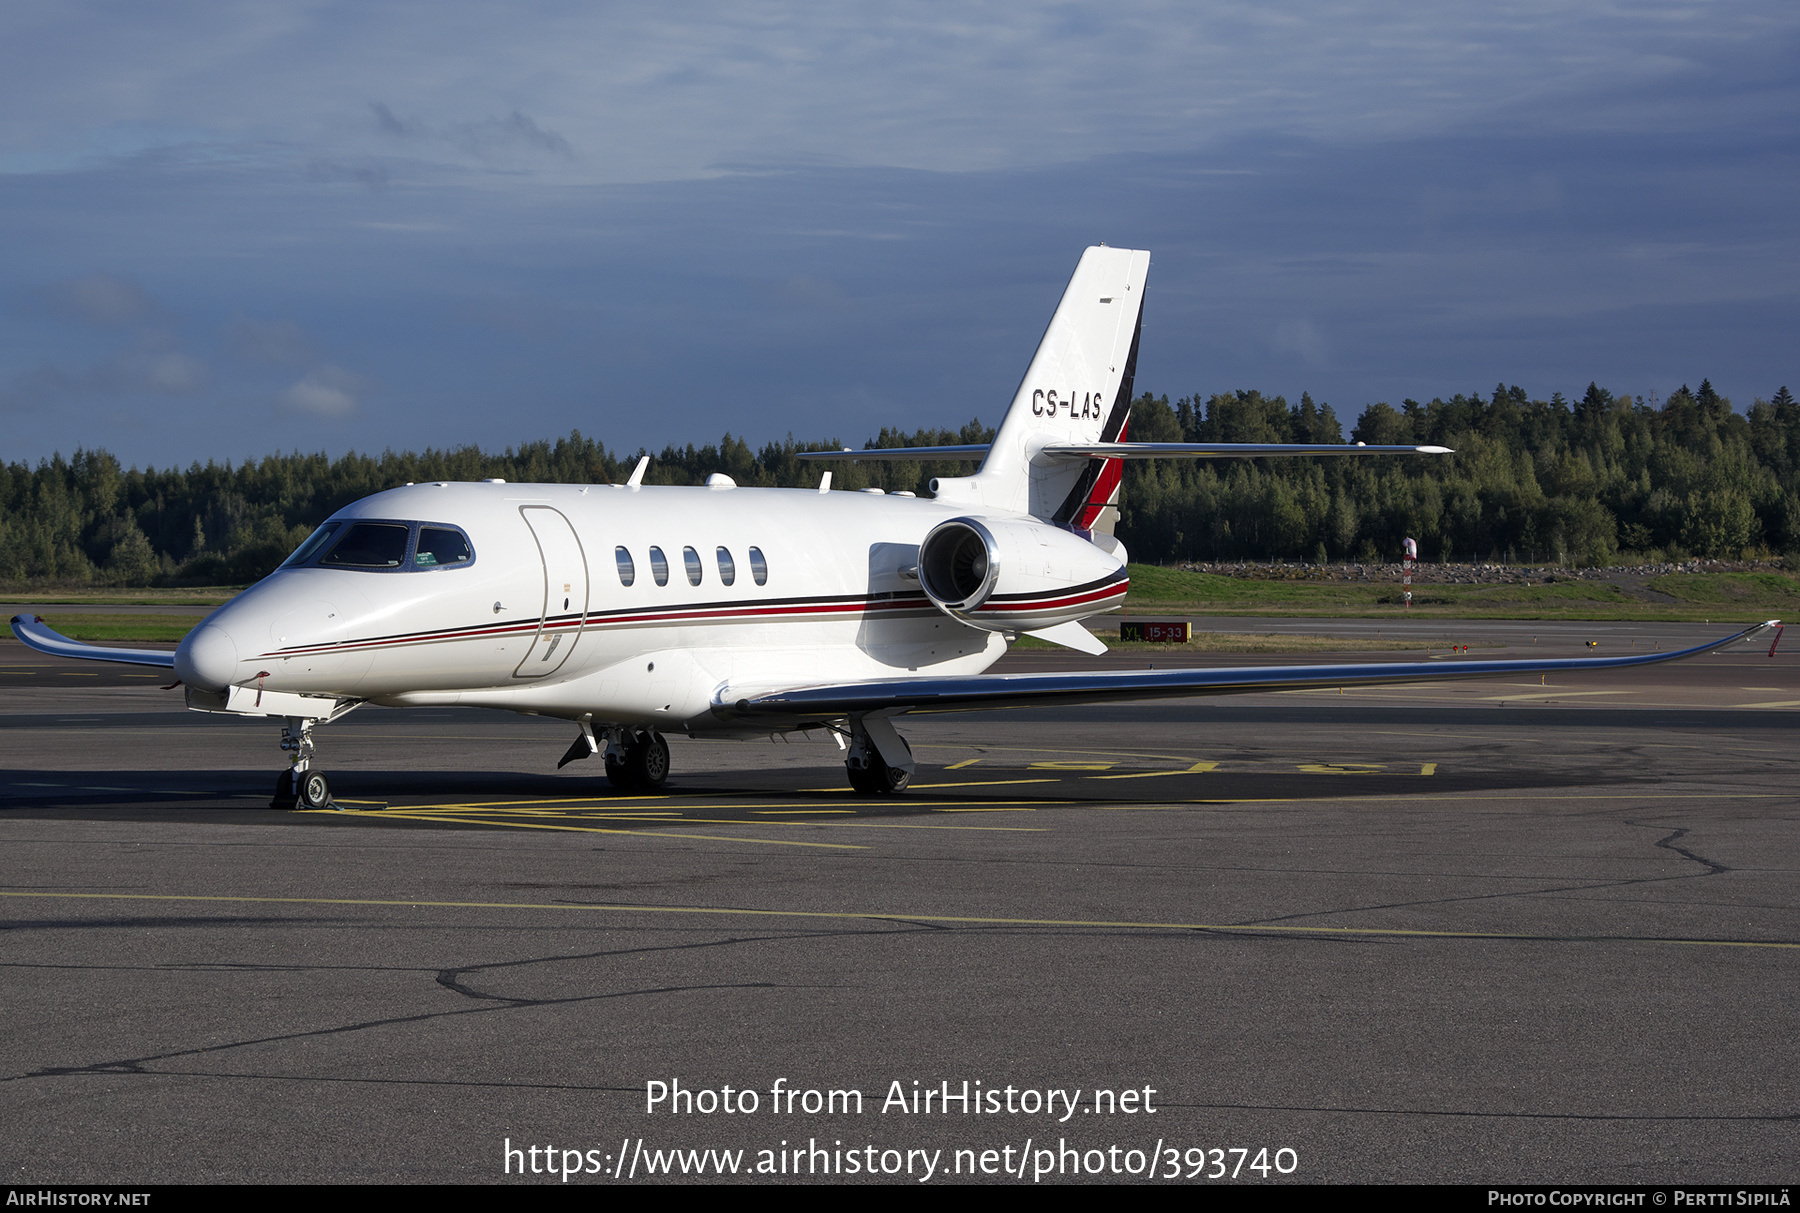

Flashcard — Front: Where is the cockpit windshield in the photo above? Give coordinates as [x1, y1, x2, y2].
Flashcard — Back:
[322, 523, 411, 568]
[280, 521, 343, 568]
[415, 527, 472, 567]
[279, 519, 476, 572]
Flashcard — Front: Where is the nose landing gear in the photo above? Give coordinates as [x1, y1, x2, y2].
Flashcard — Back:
[554, 720, 670, 791]
[271, 716, 335, 810]
[606, 728, 670, 792]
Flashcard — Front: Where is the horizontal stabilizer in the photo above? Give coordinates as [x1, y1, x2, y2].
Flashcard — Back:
[794, 445, 990, 462]
[792, 441, 1453, 465]
[1043, 442, 1453, 459]
[10, 615, 177, 668]
[722, 621, 1780, 723]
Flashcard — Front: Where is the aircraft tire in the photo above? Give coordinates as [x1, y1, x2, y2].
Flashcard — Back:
[297, 770, 332, 810]
[847, 762, 880, 795]
[605, 759, 636, 791]
[271, 770, 299, 811]
[617, 732, 669, 791]
[847, 760, 909, 796]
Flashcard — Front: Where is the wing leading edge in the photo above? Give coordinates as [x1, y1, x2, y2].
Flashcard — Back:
[792, 442, 1449, 462]
[10, 615, 178, 669]
[721, 621, 1781, 725]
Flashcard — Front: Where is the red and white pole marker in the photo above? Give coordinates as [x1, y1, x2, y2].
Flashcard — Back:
[1402, 537, 1417, 609]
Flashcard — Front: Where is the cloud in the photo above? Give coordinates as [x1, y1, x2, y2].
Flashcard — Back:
[1271, 319, 1329, 366]
[133, 350, 209, 393]
[0, 344, 209, 412]
[279, 364, 364, 417]
[37, 274, 161, 327]
[227, 317, 313, 366]
[369, 101, 572, 164]
[0, 4, 1792, 465]
[6, 274, 212, 411]
[306, 158, 393, 190]
[370, 101, 426, 140]
[777, 275, 848, 308]
[5, 2, 1792, 189]
[452, 111, 572, 159]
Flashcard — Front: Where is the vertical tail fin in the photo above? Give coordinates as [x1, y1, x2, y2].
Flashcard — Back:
[931, 245, 1148, 520]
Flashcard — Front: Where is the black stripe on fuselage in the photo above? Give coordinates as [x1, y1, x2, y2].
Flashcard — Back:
[983, 568, 1129, 604]
[261, 588, 940, 658]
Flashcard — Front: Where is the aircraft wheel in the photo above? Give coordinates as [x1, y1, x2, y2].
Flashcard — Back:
[297, 769, 333, 809]
[847, 759, 909, 795]
[271, 770, 299, 810]
[632, 732, 670, 790]
[611, 732, 669, 791]
[847, 762, 880, 795]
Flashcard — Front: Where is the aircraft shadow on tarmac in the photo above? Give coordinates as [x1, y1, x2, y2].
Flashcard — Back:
[0, 763, 1624, 828]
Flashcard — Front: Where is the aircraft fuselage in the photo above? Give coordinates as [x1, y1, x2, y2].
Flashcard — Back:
[174, 479, 1124, 732]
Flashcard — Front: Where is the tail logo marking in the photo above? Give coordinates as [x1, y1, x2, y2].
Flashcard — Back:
[1032, 388, 1103, 419]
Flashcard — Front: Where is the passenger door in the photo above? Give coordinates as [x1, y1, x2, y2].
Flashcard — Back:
[513, 506, 590, 678]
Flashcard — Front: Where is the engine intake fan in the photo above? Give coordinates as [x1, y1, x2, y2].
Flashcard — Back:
[917, 515, 1127, 633]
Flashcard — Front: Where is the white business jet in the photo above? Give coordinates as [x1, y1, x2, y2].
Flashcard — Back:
[12, 246, 1779, 808]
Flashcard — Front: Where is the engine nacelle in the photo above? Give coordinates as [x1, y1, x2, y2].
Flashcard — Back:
[917, 515, 1128, 633]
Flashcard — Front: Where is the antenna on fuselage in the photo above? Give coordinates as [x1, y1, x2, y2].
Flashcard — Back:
[818, 471, 832, 493]
[626, 455, 650, 488]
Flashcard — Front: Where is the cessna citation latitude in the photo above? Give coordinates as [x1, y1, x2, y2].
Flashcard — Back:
[13, 246, 1780, 808]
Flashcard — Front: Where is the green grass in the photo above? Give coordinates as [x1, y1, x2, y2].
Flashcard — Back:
[1121, 564, 1796, 621]
[1645, 572, 1800, 607]
[10, 567, 1794, 631]
[1450, 582, 1634, 606]
[28, 614, 197, 642]
[0, 587, 238, 606]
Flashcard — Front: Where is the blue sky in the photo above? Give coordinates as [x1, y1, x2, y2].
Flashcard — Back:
[3, 2, 1796, 467]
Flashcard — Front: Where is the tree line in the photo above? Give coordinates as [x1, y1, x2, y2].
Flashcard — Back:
[1, 383, 1795, 587]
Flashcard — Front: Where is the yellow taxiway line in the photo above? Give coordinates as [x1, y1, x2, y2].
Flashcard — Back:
[3, 889, 1797, 952]
[321, 807, 867, 849]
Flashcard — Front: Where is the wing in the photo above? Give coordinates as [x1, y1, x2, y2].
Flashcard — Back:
[792, 442, 1449, 462]
[1042, 442, 1453, 459]
[10, 614, 178, 669]
[720, 621, 1780, 725]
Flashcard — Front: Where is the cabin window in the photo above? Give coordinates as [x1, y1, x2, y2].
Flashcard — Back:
[649, 546, 669, 587]
[748, 546, 768, 585]
[615, 546, 635, 586]
[281, 521, 342, 568]
[683, 545, 703, 586]
[322, 522, 410, 568]
[415, 527, 472, 567]
[716, 546, 735, 586]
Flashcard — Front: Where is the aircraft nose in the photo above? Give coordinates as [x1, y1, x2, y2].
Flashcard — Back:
[176, 623, 240, 691]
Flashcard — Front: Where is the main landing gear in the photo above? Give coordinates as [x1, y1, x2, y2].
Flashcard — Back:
[558, 720, 670, 792]
[270, 716, 335, 810]
[845, 716, 913, 796]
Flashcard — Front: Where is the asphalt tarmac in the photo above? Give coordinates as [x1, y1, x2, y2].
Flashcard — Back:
[1, 619, 1796, 1185]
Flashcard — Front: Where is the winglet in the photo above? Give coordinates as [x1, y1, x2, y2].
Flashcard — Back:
[626, 455, 650, 487]
[10, 614, 178, 668]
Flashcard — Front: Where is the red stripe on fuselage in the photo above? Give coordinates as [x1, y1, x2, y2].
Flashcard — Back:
[257, 593, 940, 659]
[972, 582, 1128, 616]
